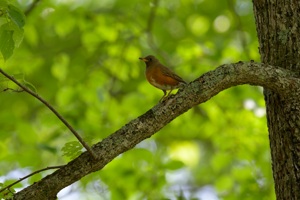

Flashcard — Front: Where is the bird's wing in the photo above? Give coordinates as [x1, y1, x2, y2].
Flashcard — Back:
[160, 65, 187, 84]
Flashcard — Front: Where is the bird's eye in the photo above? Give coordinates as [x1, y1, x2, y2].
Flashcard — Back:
[149, 58, 152, 61]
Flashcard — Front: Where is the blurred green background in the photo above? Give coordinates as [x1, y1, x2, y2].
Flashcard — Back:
[0, 0, 274, 199]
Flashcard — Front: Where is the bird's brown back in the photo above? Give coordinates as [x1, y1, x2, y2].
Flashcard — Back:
[146, 60, 186, 90]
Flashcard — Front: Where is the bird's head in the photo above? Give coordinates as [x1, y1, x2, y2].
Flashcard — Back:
[139, 55, 158, 67]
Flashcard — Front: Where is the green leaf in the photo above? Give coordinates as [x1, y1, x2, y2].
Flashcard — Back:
[22, 78, 37, 93]
[7, 4, 25, 29]
[12, 23, 24, 47]
[0, 3, 25, 61]
[0, 29, 14, 61]
[164, 160, 185, 170]
[0, 179, 16, 199]
[0, 51, 4, 66]
[61, 141, 83, 160]
[0, 1, 8, 12]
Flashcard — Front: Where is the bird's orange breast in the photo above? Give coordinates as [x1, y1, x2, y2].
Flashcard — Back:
[146, 65, 181, 90]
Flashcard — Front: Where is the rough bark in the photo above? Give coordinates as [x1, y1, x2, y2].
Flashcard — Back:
[253, 0, 300, 199]
[11, 62, 300, 199]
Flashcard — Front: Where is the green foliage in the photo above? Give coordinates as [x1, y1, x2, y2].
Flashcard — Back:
[0, 29, 14, 61]
[21, 77, 37, 93]
[0, 180, 16, 199]
[61, 141, 83, 160]
[0, 0, 25, 62]
[0, 0, 274, 199]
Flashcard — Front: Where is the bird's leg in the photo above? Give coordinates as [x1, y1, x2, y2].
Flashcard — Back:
[159, 90, 167, 102]
[166, 90, 173, 97]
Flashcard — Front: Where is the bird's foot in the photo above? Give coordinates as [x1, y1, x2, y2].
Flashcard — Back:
[159, 97, 166, 103]
[159, 94, 175, 103]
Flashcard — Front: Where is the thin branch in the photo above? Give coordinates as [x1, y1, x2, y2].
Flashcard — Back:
[0, 165, 64, 194]
[0, 68, 97, 159]
[13, 61, 300, 200]
[1, 87, 24, 92]
[24, 0, 42, 16]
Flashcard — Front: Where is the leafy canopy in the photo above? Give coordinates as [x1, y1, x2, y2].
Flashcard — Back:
[0, 0, 274, 199]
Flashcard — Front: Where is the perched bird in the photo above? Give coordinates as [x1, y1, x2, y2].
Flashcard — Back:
[139, 55, 187, 102]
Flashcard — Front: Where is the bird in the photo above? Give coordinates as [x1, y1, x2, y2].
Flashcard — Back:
[139, 55, 187, 102]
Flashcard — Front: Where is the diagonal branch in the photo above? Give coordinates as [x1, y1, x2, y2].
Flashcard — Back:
[0, 68, 97, 159]
[12, 61, 300, 199]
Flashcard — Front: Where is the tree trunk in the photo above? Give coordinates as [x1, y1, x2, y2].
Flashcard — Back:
[253, 0, 300, 199]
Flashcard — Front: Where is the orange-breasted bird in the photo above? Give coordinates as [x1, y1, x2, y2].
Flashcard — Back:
[139, 55, 187, 102]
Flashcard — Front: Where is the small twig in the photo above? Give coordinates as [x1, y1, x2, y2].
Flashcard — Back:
[0, 165, 64, 193]
[0, 68, 97, 159]
[1, 87, 24, 92]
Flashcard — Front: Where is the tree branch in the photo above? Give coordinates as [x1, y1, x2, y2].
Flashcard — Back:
[0, 68, 97, 159]
[12, 61, 299, 199]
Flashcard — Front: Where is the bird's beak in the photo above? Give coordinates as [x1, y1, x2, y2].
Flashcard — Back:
[139, 57, 148, 62]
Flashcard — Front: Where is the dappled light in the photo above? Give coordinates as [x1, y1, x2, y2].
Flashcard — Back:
[0, 0, 276, 199]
